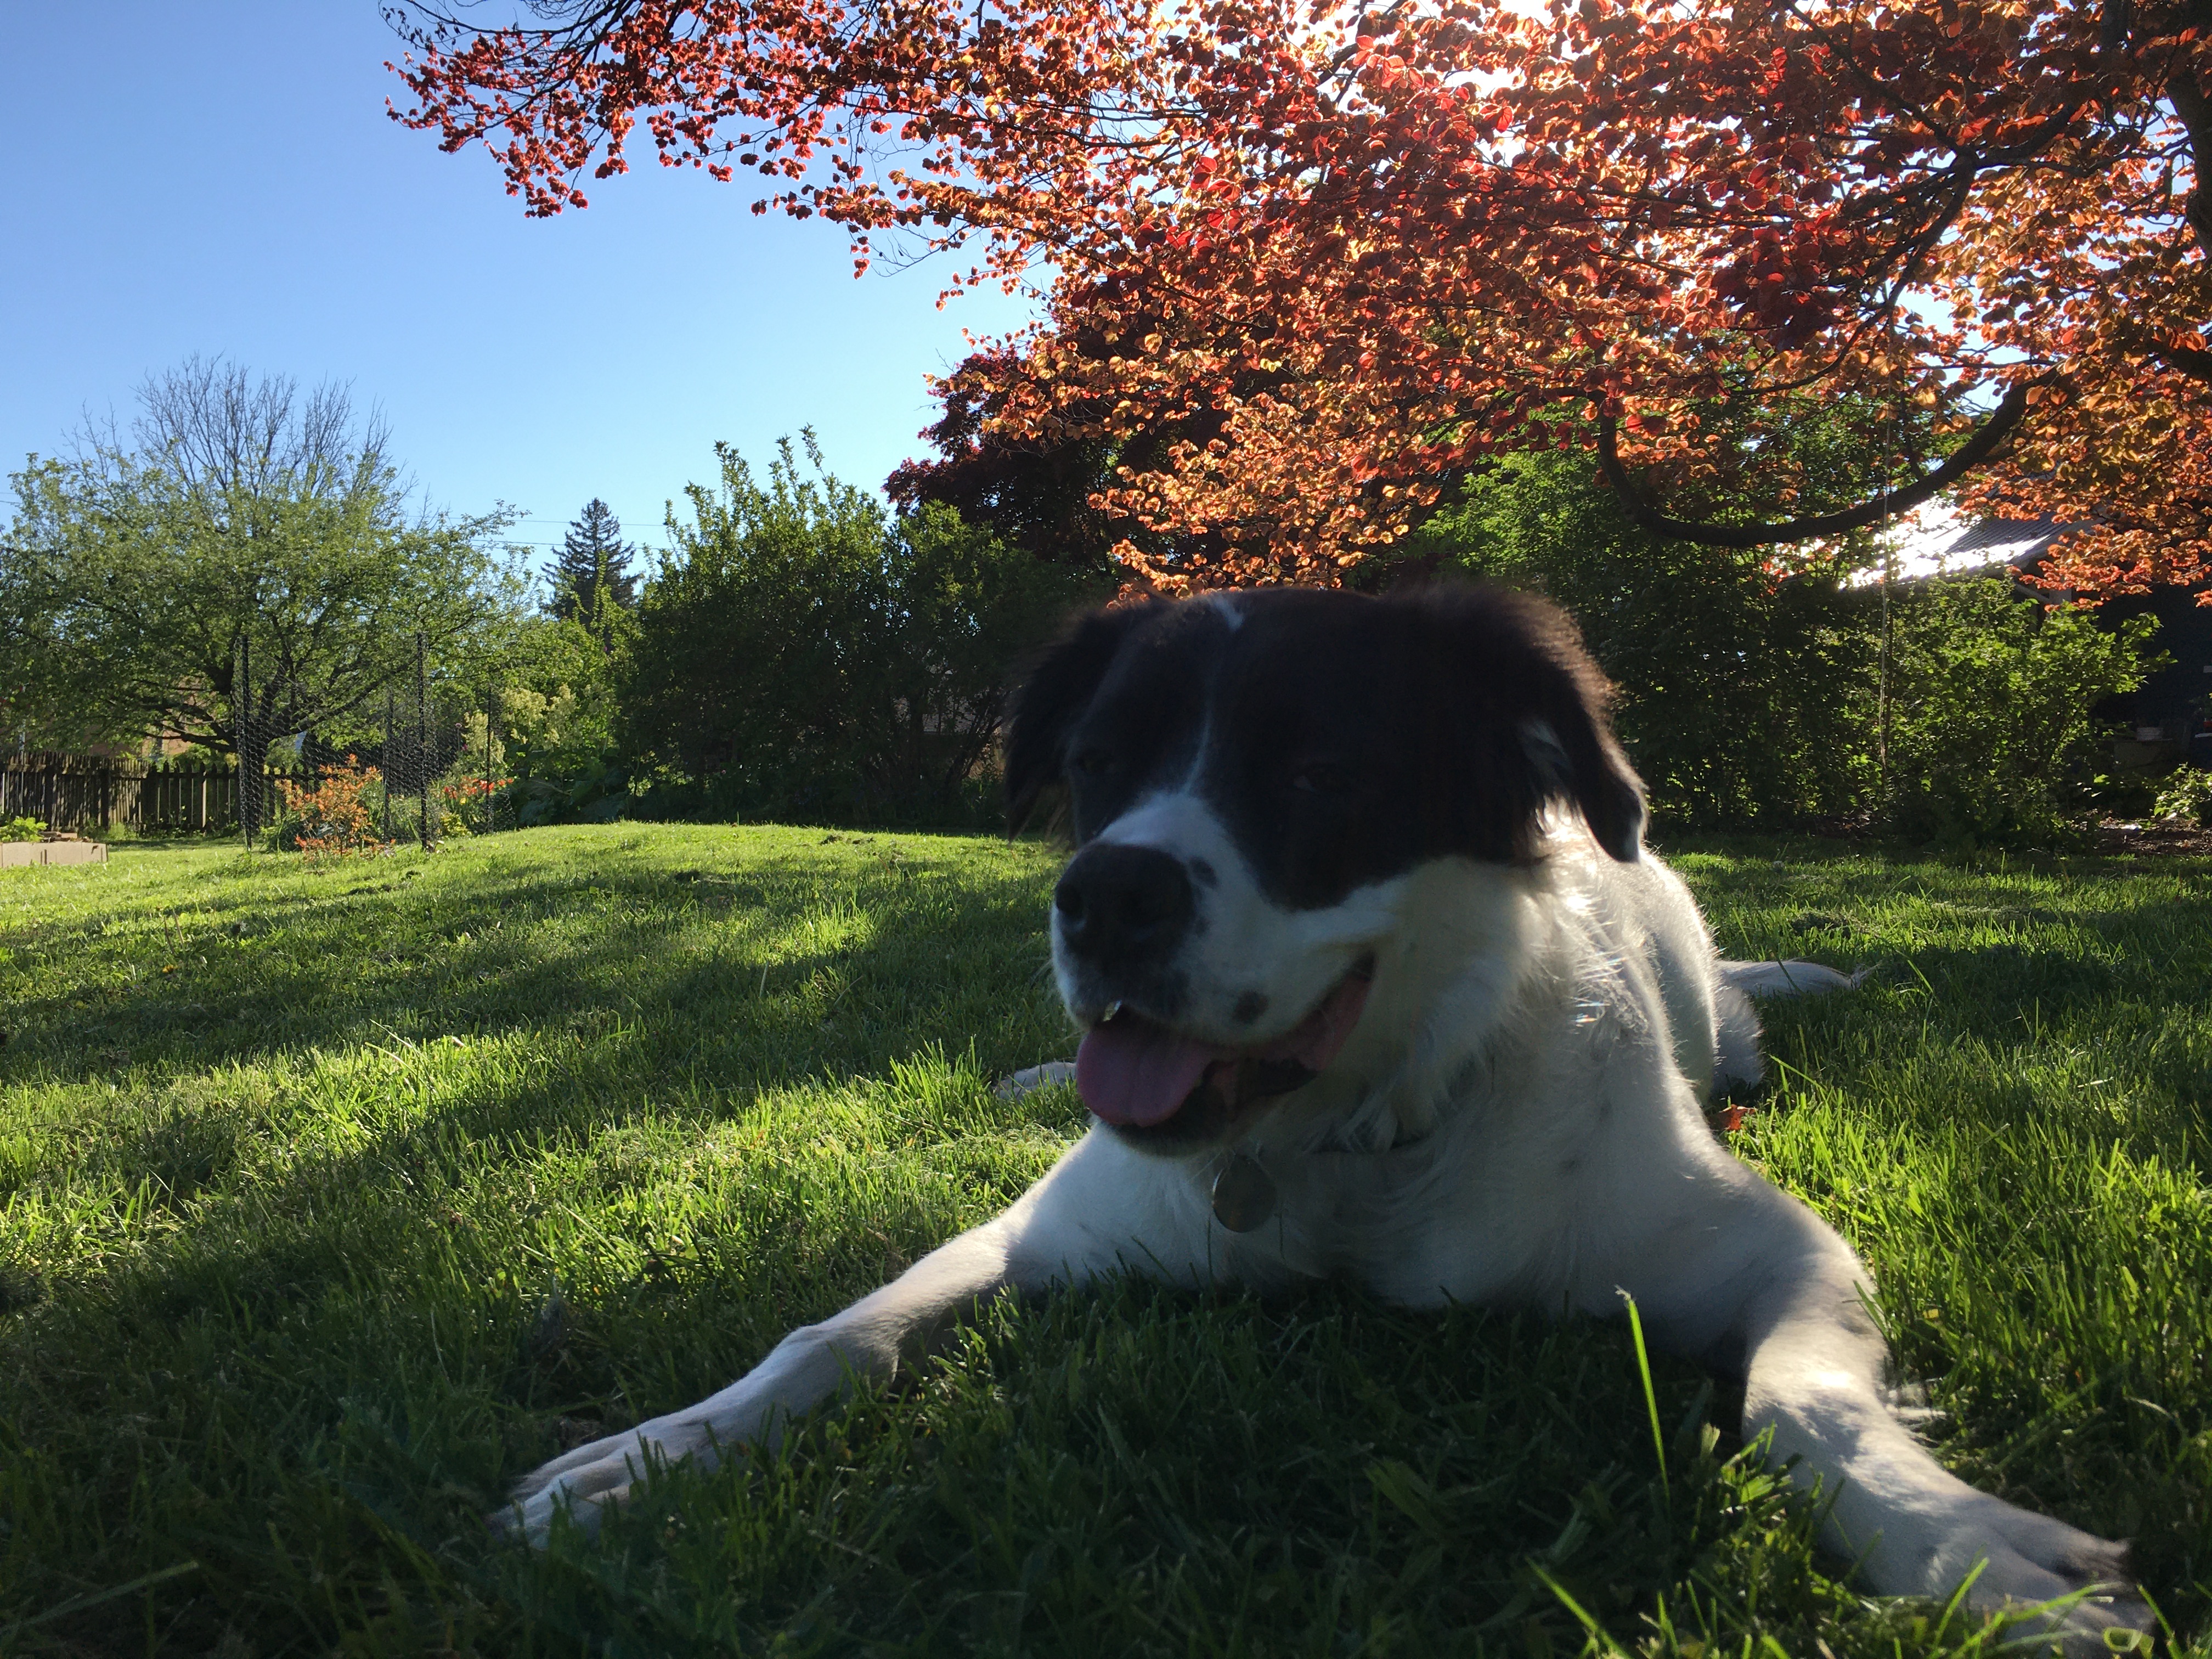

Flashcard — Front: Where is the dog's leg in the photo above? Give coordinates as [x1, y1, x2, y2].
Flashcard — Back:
[1707, 961, 1865, 1094]
[1717, 959, 1867, 998]
[501, 1218, 1028, 1543]
[500, 1130, 1205, 1544]
[1712, 978, 1765, 1092]
[1720, 1198, 2148, 1651]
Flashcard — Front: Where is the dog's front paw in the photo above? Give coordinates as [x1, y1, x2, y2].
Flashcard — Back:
[493, 1419, 716, 1547]
[1943, 1503, 2152, 1656]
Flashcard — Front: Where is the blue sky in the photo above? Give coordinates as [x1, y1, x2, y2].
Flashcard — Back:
[1, 4, 1039, 579]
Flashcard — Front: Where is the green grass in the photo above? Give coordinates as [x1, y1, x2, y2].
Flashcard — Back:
[0, 825, 2205, 1656]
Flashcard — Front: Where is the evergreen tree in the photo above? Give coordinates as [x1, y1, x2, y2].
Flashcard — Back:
[546, 499, 638, 644]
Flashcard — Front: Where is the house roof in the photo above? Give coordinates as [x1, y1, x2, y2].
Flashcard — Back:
[1876, 505, 2080, 582]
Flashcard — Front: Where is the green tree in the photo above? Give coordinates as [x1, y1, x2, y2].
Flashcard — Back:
[456, 612, 628, 825]
[545, 498, 639, 649]
[1401, 449, 1883, 830]
[1404, 443, 2163, 847]
[622, 433, 1101, 824]
[1883, 577, 2161, 850]
[1, 360, 523, 817]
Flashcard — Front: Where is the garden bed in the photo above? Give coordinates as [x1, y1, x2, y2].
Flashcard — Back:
[2098, 817, 2212, 859]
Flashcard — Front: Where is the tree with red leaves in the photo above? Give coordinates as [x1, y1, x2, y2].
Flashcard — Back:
[390, 0, 2212, 599]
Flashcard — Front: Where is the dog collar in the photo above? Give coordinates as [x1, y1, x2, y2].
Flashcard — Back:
[1211, 1113, 1440, 1234]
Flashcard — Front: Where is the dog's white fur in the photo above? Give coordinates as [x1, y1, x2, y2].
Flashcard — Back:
[507, 806, 2140, 1648]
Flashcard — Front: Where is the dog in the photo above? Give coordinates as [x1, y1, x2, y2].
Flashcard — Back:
[506, 584, 2147, 1650]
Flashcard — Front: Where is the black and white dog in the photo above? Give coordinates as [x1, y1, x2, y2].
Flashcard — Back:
[508, 585, 2145, 1647]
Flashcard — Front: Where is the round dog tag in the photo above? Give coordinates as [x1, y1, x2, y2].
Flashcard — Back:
[1211, 1154, 1277, 1233]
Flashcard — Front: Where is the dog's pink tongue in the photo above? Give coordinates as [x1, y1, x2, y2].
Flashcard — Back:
[1076, 1018, 1222, 1126]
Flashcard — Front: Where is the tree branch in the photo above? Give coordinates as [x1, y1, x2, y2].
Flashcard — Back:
[2152, 334, 2212, 382]
[2163, 58, 2212, 257]
[1593, 382, 2034, 549]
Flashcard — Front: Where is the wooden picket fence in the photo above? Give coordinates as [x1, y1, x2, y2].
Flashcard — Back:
[0, 755, 279, 834]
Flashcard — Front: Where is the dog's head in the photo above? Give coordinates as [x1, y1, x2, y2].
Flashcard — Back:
[1006, 584, 1645, 1151]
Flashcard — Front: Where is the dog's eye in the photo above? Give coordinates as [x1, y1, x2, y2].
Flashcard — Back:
[1070, 747, 1114, 780]
[1291, 762, 1354, 795]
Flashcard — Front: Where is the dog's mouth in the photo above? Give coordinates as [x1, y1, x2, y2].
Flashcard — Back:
[1075, 957, 1375, 1137]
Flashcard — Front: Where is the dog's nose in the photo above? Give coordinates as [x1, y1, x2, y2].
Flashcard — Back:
[1054, 844, 1195, 966]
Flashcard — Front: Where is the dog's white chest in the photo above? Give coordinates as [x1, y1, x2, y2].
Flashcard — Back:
[1193, 1113, 1579, 1309]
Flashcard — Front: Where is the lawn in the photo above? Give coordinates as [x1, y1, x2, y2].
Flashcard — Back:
[1, 824, 2207, 1657]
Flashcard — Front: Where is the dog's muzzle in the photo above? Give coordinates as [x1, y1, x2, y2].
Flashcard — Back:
[1073, 958, 1375, 1150]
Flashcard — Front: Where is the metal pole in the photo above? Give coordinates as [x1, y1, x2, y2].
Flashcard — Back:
[417, 631, 431, 850]
[1877, 558, 1894, 804]
[239, 635, 253, 848]
[384, 688, 395, 844]
[1876, 401, 1902, 812]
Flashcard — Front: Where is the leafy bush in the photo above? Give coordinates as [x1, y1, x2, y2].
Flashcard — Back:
[620, 435, 1107, 826]
[1400, 453, 2161, 848]
[1, 816, 47, 842]
[2151, 764, 2212, 827]
[1881, 575, 2160, 849]
[1400, 450, 1881, 829]
[499, 761, 629, 828]
[435, 613, 628, 829]
[495, 619, 621, 774]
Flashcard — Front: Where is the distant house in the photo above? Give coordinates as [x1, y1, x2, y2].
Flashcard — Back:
[1886, 507, 2212, 766]
[1880, 505, 2085, 582]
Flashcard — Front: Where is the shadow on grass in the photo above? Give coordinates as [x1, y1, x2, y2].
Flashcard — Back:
[0, 837, 1070, 1096]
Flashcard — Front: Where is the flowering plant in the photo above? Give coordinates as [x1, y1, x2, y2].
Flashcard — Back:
[276, 761, 387, 859]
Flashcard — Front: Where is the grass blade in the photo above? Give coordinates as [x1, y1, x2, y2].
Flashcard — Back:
[0, 1560, 201, 1638]
[1617, 1289, 1667, 1489]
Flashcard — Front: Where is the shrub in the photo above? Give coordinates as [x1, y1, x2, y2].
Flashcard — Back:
[2152, 764, 2212, 827]
[1881, 575, 2161, 849]
[1400, 450, 1881, 830]
[1400, 453, 2163, 848]
[428, 614, 627, 830]
[1, 816, 47, 843]
[275, 761, 387, 858]
[620, 435, 1107, 826]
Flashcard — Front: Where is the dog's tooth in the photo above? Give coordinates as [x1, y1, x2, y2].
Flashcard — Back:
[1101, 1001, 1122, 1023]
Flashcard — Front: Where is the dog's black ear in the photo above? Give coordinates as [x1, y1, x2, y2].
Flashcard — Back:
[1412, 585, 1647, 863]
[1518, 707, 1647, 862]
[1004, 602, 1154, 831]
[1504, 594, 1646, 861]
